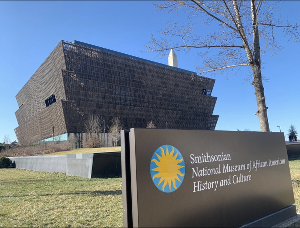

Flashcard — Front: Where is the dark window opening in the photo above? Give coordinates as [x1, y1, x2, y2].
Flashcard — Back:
[202, 89, 212, 96]
[45, 94, 56, 107]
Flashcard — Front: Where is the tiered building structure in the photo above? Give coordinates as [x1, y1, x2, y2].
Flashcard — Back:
[15, 40, 218, 145]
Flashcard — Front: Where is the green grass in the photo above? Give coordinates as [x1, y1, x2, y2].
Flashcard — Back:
[0, 169, 122, 227]
[288, 159, 300, 213]
[287, 159, 300, 227]
[44, 146, 121, 156]
[2, 160, 300, 227]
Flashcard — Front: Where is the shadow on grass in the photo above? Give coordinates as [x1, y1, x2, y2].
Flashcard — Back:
[288, 155, 300, 161]
[0, 190, 122, 198]
[1, 176, 121, 184]
[1, 178, 88, 182]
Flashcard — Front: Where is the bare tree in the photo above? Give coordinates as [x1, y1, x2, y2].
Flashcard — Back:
[109, 117, 122, 146]
[67, 133, 78, 149]
[147, 0, 299, 132]
[3, 135, 11, 149]
[146, 120, 156, 129]
[85, 115, 102, 135]
[3, 135, 10, 145]
[83, 115, 104, 148]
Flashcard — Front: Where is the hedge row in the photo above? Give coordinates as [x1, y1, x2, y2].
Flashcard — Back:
[0, 157, 15, 168]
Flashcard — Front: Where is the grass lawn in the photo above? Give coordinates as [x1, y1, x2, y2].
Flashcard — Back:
[0, 169, 122, 227]
[44, 146, 121, 156]
[288, 159, 300, 213]
[1, 159, 300, 227]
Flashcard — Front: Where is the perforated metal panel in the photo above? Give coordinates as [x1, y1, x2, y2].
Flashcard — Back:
[15, 40, 218, 145]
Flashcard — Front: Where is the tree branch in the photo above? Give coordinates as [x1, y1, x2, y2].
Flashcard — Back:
[232, 0, 254, 63]
[259, 23, 300, 28]
[199, 64, 249, 74]
[191, 0, 239, 33]
[151, 44, 244, 52]
[222, 0, 253, 62]
[222, 0, 236, 24]
[256, 0, 263, 15]
[201, 2, 233, 22]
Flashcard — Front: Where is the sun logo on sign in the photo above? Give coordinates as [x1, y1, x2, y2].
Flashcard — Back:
[150, 145, 185, 193]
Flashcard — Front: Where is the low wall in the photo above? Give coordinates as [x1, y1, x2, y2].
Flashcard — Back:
[286, 143, 300, 159]
[92, 152, 121, 178]
[8, 152, 121, 178]
[9, 155, 67, 173]
[66, 153, 94, 178]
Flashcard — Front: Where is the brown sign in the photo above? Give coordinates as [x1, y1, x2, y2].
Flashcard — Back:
[121, 129, 295, 227]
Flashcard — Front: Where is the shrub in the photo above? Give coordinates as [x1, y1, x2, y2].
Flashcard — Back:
[0, 157, 13, 168]
[0, 142, 73, 157]
[82, 135, 103, 148]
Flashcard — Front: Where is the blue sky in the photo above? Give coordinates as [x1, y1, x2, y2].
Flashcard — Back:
[0, 1, 299, 143]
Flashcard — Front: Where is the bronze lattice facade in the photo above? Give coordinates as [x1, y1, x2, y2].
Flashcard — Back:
[15, 40, 218, 145]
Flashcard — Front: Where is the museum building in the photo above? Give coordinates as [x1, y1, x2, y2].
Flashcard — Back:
[14, 40, 218, 145]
